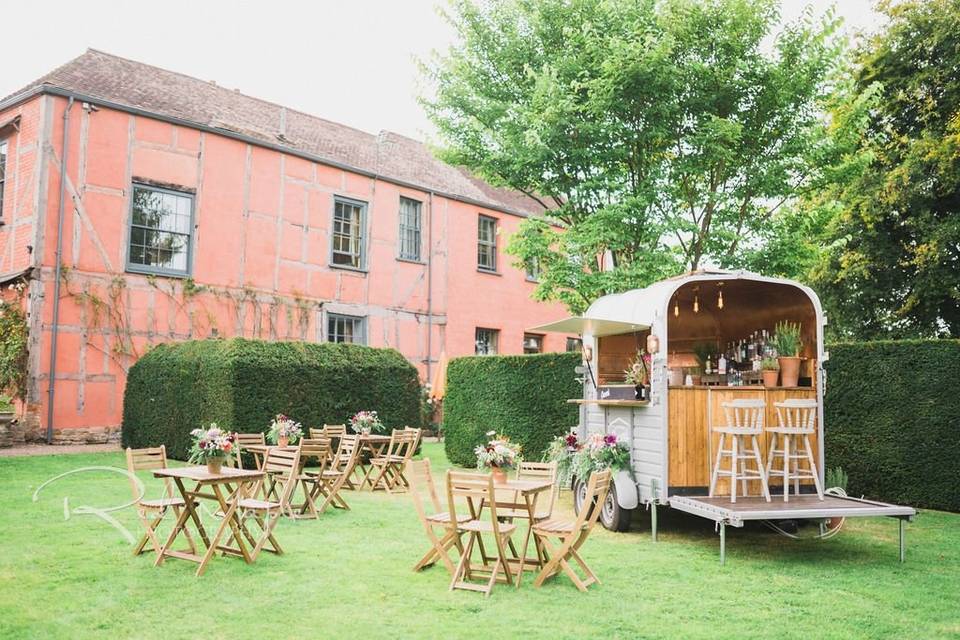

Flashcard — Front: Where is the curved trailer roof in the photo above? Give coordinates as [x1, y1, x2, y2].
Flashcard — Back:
[529, 269, 824, 336]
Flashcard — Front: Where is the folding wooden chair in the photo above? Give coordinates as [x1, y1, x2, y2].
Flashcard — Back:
[500, 460, 559, 522]
[231, 446, 301, 560]
[292, 437, 333, 519]
[407, 459, 469, 574]
[531, 468, 611, 592]
[125, 446, 196, 558]
[232, 432, 267, 469]
[446, 470, 517, 596]
[313, 434, 361, 514]
[369, 428, 421, 493]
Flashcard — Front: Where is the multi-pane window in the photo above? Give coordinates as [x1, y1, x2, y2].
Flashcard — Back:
[475, 328, 499, 355]
[566, 337, 582, 352]
[327, 313, 366, 345]
[523, 333, 544, 354]
[525, 258, 540, 281]
[127, 184, 193, 276]
[398, 197, 422, 261]
[0, 140, 7, 221]
[331, 197, 367, 269]
[477, 215, 497, 271]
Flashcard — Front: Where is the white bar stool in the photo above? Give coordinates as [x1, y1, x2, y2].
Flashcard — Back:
[709, 399, 771, 503]
[766, 399, 824, 501]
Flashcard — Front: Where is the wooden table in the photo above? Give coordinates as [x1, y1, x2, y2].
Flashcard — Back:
[152, 465, 264, 576]
[485, 478, 554, 587]
[243, 443, 297, 471]
[352, 434, 392, 490]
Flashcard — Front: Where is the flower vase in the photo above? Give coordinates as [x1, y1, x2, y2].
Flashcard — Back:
[278, 436, 289, 448]
[361, 428, 371, 436]
[206, 457, 223, 475]
[491, 467, 508, 485]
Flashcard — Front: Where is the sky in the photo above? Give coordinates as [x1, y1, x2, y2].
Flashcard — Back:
[2, 0, 885, 142]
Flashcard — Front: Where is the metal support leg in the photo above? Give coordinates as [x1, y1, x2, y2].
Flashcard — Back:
[719, 522, 726, 566]
[898, 518, 905, 563]
[651, 501, 658, 543]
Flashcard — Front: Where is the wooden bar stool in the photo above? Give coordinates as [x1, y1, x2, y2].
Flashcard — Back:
[709, 399, 771, 503]
[766, 399, 824, 501]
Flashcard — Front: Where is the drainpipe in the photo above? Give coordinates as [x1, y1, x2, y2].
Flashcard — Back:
[45, 97, 74, 443]
[425, 191, 434, 383]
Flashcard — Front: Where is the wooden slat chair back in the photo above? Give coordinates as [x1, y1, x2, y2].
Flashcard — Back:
[531, 468, 612, 592]
[314, 434, 361, 514]
[125, 446, 195, 558]
[445, 470, 517, 596]
[232, 446, 302, 560]
[322, 424, 347, 437]
[293, 437, 334, 519]
[369, 428, 421, 493]
[515, 461, 559, 520]
[407, 458, 466, 574]
[766, 399, 823, 501]
[710, 399, 771, 503]
[231, 432, 267, 469]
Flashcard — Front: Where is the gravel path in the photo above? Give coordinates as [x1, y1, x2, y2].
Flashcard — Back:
[0, 443, 121, 458]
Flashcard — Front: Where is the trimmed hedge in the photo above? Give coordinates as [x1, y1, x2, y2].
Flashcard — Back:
[443, 352, 580, 467]
[824, 340, 960, 512]
[122, 338, 422, 460]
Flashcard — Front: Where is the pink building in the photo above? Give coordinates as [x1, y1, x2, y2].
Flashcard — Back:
[0, 50, 571, 444]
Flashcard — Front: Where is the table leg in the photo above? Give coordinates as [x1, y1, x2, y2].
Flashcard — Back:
[515, 491, 543, 589]
[212, 483, 254, 564]
[155, 479, 210, 567]
[197, 484, 245, 577]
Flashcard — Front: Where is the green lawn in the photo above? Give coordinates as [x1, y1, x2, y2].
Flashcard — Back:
[1, 443, 957, 639]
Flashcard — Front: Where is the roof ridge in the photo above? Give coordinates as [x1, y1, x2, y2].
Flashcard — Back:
[82, 48, 383, 141]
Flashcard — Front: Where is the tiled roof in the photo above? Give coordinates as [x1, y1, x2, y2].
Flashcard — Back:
[4, 49, 547, 218]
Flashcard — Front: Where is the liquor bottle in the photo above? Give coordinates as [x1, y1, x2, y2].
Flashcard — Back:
[740, 341, 747, 362]
[705, 355, 713, 375]
[718, 353, 727, 375]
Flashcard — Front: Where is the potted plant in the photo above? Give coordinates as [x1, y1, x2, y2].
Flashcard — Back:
[772, 321, 803, 387]
[268, 414, 303, 447]
[570, 432, 631, 482]
[544, 431, 581, 488]
[350, 410, 385, 436]
[623, 349, 652, 400]
[761, 357, 780, 388]
[189, 424, 237, 474]
[474, 431, 521, 484]
[0, 395, 15, 449]
[692, 343, 714, 384]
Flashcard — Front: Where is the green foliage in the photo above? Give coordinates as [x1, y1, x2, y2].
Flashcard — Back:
[122, 338, 421, 460]
[824, 466, 848, 492]
[760, 357, 779, 371]
[824, 340, 960, 511]
[809, 0, 960, 338]
[0, 286, 29, 402]
[0, 395, 13, 412]
[692, 343, 715, 370]
[443, 352, 580, 466]
[771, 321, 802, 357]
[425, 0, 845, 312]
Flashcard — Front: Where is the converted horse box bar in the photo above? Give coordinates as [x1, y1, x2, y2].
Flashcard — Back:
[530, 270, 916, 564]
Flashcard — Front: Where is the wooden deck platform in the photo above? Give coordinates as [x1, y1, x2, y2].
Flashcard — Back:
[666, 493, 916, 565]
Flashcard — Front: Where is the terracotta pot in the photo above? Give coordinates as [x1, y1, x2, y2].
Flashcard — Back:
[206, 458, 223, 475]
[762, 370, 780, 388]
[278, 435, 289, 448]
[691, 375, 702, 386]
[778, 356, 801, 387]
[491, 467, 508, 485]
[361, 428, 371, 436]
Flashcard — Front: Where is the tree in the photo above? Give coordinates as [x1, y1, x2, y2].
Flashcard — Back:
[810, 0, 960, 338]
[423, 0, 844, 313]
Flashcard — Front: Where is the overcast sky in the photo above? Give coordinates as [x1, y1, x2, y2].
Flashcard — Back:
[3, 0, 884, 142]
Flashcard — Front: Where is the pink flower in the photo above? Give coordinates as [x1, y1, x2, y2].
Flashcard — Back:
[604, 434, 618, 445]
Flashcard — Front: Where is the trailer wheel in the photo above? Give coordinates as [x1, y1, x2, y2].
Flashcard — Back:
[573, 478, 632, 532]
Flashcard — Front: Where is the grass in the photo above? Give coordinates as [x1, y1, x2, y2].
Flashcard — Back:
[1, 443, 958, 639]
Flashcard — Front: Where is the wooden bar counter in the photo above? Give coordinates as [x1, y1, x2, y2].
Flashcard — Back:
[667, 386, 818, 493]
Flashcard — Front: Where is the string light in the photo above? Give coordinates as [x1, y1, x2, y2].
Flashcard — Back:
[718, 282, 724, 310]
[693, 287, 700, 313]
[674, 298, 679, 317]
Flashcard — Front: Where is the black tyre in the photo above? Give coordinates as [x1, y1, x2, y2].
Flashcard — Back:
[573, 477, 632, 532]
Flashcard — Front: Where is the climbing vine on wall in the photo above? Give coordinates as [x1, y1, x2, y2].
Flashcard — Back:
[0, 282, 29, 401]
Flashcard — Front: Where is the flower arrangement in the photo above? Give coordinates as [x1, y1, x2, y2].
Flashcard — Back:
[623, 349, 652, 386]
[474, 431, 521, 471]
[350, 410, 385, 434]
[188, 424, 237, 471]
[546, 431, 631, 481]
[267, 414, 303, 445]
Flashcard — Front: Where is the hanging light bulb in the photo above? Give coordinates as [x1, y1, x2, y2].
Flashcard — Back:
[717, 282, 724, 310]
[693, 287, 700, 313]
[674, 298, 680, 317]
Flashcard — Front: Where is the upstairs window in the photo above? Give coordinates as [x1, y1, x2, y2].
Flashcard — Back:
[525, 258, 540, 282]
[327, 313, 366, 345]
[477, 215, 498, 272]
[127, 183, 193, 276]
[523, 333, 544, 354]
[398, 197, 422, 261]
[331, 197, 367, 270]
[0, 140, 7, 222]
[475, 327, 499, 355]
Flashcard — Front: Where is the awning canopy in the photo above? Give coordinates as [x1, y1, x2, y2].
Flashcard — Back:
[527, 316, 649, 337]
